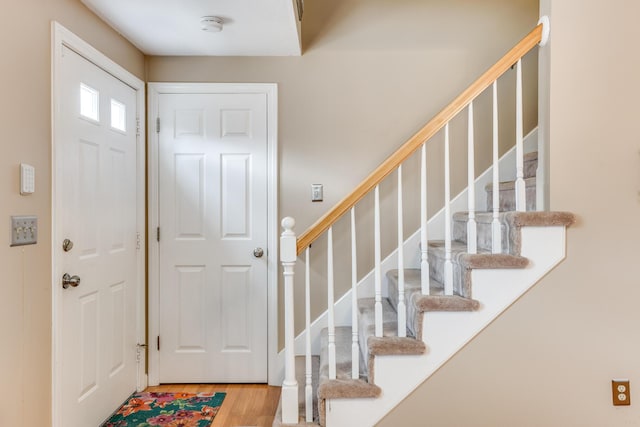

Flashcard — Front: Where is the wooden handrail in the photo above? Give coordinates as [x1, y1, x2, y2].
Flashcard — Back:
[296, 24, 543, 255]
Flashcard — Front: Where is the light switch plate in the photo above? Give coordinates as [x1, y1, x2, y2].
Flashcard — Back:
[11, 216, 38, 246]
[311, 184, 323, 202]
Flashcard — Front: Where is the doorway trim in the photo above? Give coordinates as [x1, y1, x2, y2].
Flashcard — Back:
[51, 22, 147, 427]
[147, 83, 279, 385]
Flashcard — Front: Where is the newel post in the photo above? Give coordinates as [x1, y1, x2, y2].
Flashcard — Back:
[280, 217, 298, 424]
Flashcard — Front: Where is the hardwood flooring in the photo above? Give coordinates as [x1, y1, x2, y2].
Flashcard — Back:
[144, 384, 281, 427]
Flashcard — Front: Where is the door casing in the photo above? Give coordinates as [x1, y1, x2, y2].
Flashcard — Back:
[51, 21, 147, 427]
[147, 83, 279, 385]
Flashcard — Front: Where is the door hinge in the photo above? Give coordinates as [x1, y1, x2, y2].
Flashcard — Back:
[157, 336, 160, 351]
[156, 117, 160, 133]
[156, 227, 160, 242]
[136, 117, 141, 137]
[136, 232, 141, 250]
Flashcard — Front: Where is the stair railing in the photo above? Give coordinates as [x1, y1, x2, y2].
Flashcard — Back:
[279, 21, 547, 424]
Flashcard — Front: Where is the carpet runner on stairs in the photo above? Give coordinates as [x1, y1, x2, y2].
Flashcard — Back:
[486, 150, 538, 212]
[274, 151, 576, 427]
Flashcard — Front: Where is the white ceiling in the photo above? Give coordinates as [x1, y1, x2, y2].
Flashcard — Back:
[81, 0, 302, 56]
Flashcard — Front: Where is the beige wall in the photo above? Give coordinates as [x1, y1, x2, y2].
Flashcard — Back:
[148, 0, 538, 233]
[379, 0, 640, 425]
[147, 0, 539, 342]
[0, 1, 143, 425]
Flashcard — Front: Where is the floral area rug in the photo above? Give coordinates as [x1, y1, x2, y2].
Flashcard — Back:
[101, 392, 226, 427]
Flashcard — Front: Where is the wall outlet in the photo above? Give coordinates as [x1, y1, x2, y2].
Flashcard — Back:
[11, 215, 38, 246]
[612, 380, 630, 406]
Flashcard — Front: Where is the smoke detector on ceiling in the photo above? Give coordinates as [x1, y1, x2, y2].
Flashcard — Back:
[201, 16, 223, 32]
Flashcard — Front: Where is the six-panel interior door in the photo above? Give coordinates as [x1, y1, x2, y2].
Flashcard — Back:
[58, 46, 139, 426]
[158, 93, 268, 382]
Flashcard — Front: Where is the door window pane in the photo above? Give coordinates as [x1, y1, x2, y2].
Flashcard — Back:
[110, 99, 126, 132]
[80, 83, 99, 121]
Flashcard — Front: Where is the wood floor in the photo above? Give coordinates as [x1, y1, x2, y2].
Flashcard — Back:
[145, 384, 281, 427]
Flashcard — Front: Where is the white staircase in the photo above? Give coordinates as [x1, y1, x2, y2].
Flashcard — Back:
[275, 20, 573, 427]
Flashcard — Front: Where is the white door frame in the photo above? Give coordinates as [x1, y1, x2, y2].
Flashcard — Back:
[147, 83, 279, 386]
[51, 22, 147, 427]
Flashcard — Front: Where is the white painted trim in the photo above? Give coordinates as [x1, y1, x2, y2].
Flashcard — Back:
[51, 22, 146, 427]
[538, 15, 551, 47]
[147, 82, 279, 386]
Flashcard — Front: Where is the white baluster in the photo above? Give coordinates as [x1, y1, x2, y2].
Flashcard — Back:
[304, 248, 313, 422]
[350, 208, 359, 380]
[536, 138, 545, 212]
[374, 185, 383, 337]
[280, 217, 298, 424]
[420, 144, 430, 295]
[397, 165, 406, 338]
[467, 102, 477, 254]
[444, 124, 454, 295]
[327, 226, 336, 380]
[515, 59, 526, 211]
[492, 81, 502, 254]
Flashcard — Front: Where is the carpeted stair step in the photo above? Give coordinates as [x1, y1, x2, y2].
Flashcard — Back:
[317, 326, 381, 426]
[428, 240, 529, 298]
[483, 152, 538, 213]
[523, 151, 538, 179]
[356, 298, 426, 382]
[386, 269, 480, 339]
[485, 176, 537, 212]
[453, 211, 577, 255]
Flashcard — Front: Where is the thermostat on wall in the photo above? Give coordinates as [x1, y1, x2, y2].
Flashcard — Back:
[20, 163, 35, 195]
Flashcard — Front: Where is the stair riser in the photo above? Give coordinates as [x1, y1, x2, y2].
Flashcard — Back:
[386, 278, 421, 337]
[357, 299, 404, 378]
[453, 219, 512, 255]
[486, 184, 537, 212]
[523, 155, 538, 179]
[427, 250, 470, 297]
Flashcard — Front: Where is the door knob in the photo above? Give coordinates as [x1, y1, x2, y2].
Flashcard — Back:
[62, 273, 81, 289]
[253, 247, 264, 258]
[62, 238, 74, 252]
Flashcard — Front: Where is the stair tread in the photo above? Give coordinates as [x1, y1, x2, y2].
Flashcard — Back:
[484, 176, 537, 191]
[358, 298, 401, 337]
[386, 268, 444, 295]
[357, 298, 426, 356]
[453, 210, 575, 227]
[387, 269, 480, 312]
[428, 240, 528, 269]
[452, 211, 576, 256]
[318, 326, 381, 400]
[523, 151, 538, 162]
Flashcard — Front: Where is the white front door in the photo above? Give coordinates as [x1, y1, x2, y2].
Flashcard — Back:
[157, 92, 269, 382]
[57, 45, 140, 426]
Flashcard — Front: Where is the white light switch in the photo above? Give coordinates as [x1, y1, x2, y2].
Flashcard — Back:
[311, 184, 323, 202]
[20, 163, 35, 195]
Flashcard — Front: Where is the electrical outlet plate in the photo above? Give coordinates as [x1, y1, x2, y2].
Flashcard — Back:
[11, 215, 38, 246]
[612, 380, 630, 406]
